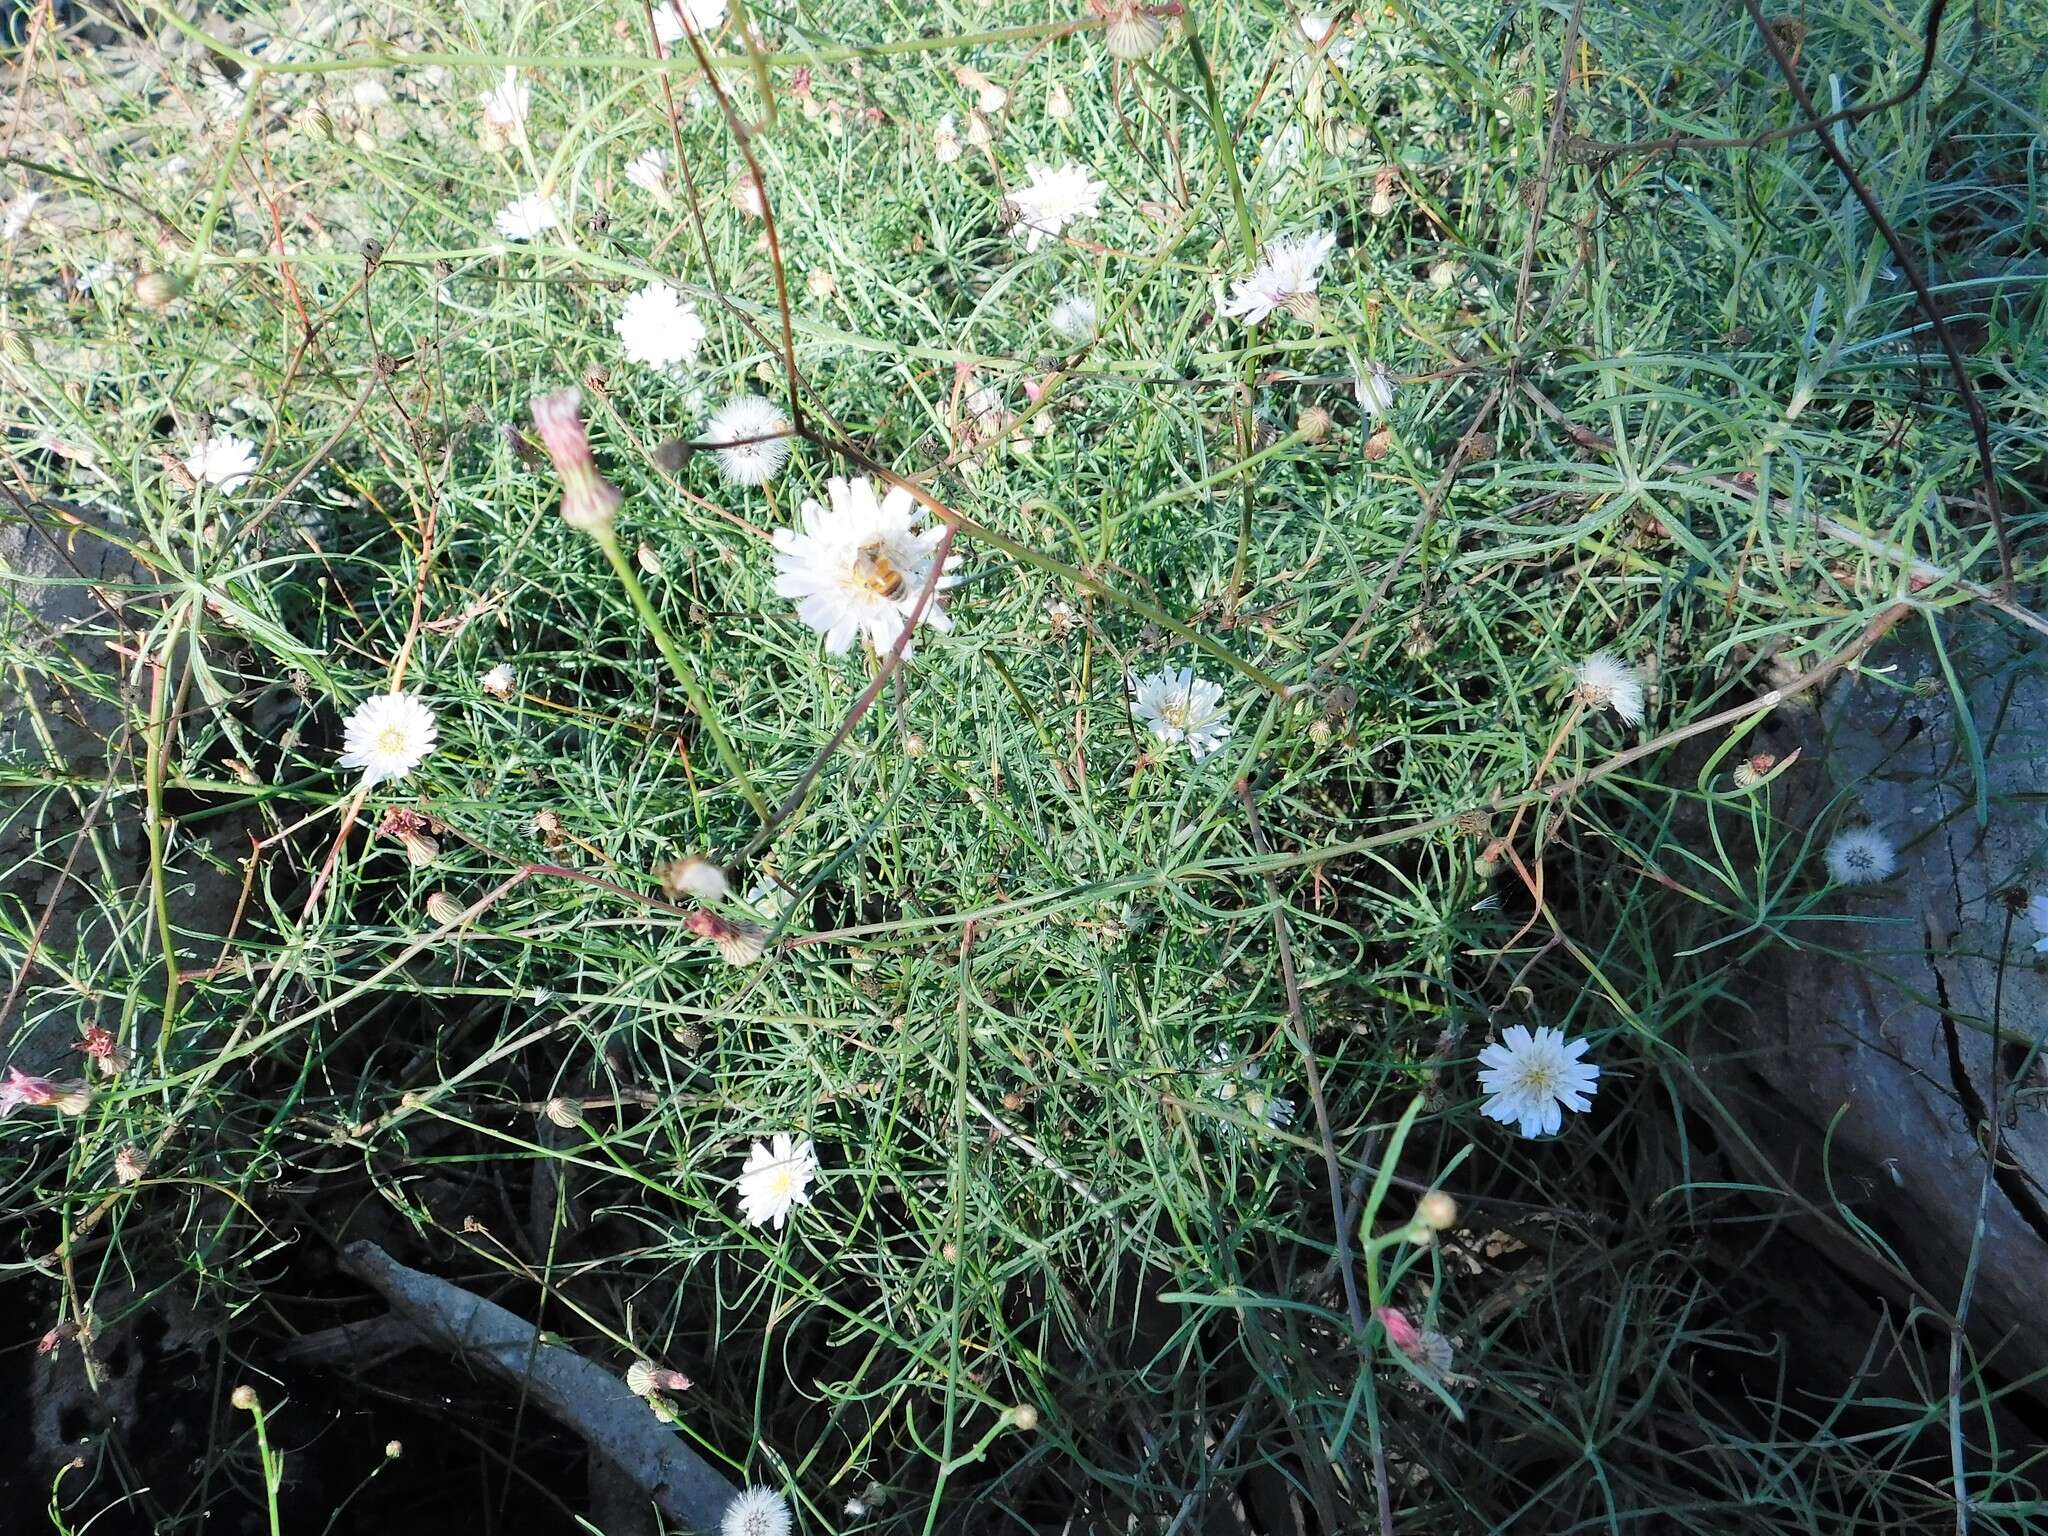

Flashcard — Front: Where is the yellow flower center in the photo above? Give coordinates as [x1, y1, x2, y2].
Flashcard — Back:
[375, 725, 409, 755]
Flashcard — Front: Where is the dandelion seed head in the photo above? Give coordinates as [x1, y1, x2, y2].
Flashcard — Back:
[1824, 826, 1897, 886]
[704, 396, 792, 486]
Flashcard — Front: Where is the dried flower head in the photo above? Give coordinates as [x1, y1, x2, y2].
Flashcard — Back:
[113, 1145, 147, 1184]
[685, 909, 769, 966]
[479, 663, 516, 700]
[424, 890, 465, 926]
[703, 396, 792, 486]
[1572, 652, 1646, 725]
[1824, 826, 1897, 886]
[74, 1026, 131, 1077]
[721, 1486, 793, 1536]
[1104, 4, 1166, 59]
[542, 1096, 581, 1129]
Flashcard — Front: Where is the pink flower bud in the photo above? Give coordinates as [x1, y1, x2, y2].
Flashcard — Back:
[528, 389, 622, 535]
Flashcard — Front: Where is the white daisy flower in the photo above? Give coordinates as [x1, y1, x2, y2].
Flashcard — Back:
[338, 691, 438, 787]
[720, 1485, 793, 1536]
[1355, 361, 1396, 417]
[1572, 652, 1645, 725]
[772, 476, 962, 654]
[1477, 1024, 1599, 1139]
[478, 67, 530, 134]
[653, 0, 728, 49]
[1049, 293, 1098, 342]
[479, 663, 516, 698]
[932, 113, 963, 164]
[703, 395, 792, 486]
[1005, 162, 1108, 252]
[493, 192, 559, 241]
[1129, 668, 1231, 761]
[735, 1133, 816, 1230]
[614, 282, 707, 369]
[183, 434, 259, 493]
[1824, 827, 1897, 885]
[2027, 889, 2048, 953]
[1221, 229, 1338, 326]
[2, 190, 42, 241]
[624, 146, 671, 198]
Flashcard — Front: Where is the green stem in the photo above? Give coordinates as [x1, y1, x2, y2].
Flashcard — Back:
[141, 622, 182, 1057]
[1183, 13, 1259, 264]
[591, 527, 772, 825]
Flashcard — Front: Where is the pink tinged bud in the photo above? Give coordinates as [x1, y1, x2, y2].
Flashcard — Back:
[1, 1065, 92, 1118]
[1376, 1305, 1424, 1358]
[683, 908, 768, 967]
[528, 389, 622, 534]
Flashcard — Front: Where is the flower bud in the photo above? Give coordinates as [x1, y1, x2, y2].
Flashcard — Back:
[231, 1385, 260, 1411]
[1104, 5, 1165, 59]
[1416, 1190, 1458, 1231]
[424, 890, 464, 926]
[542, 1096, 580, 1129]
[135, 270, 185, 309]
[527, 389, 622, 535]
[1296, 405, 1333, 443]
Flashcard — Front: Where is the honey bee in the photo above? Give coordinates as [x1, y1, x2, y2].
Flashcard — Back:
[850, 540, 907, 600]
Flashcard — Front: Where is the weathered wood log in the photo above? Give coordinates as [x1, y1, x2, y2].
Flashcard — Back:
[1720, 618, 2048, 1388]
